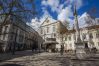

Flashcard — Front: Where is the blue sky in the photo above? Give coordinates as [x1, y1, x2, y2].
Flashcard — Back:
[28, 0, 99, 30]
[34, 0, 99, 20]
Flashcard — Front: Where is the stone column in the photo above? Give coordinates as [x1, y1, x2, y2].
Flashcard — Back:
[74, 5, 86, 59]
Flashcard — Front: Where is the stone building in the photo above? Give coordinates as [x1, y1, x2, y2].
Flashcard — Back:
[0, 16, 42, 52]
[64, 25, 99, 52]
[38, 17, 99, 53]
[38, 17, 67, 52]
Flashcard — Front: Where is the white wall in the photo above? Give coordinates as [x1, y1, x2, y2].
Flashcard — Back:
[64, 28, 99, 51]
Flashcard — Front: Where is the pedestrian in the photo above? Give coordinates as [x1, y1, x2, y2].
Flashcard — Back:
[60, 45, 64, 55]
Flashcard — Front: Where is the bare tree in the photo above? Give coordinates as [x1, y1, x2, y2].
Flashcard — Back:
[0, 0, 37, 23]
[0, 0, 37, 54]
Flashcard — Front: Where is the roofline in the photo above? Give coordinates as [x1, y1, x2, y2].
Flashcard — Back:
[66, 25, 99, 34]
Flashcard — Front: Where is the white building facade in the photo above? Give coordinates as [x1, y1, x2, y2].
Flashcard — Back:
[38, 16, 99, 52]
[38, 18, 64, 51]
[64, 25, 99, 52]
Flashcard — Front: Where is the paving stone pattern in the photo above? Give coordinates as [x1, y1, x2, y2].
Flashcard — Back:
[0, 51, 99, 66]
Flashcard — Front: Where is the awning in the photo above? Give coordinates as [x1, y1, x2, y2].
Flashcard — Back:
[43, 41, 59, 45]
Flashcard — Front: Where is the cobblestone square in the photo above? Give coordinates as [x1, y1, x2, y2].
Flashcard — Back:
[0, 51, 99, 66]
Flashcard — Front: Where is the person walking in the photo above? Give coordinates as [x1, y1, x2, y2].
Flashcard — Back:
[60, 45, 64, 55]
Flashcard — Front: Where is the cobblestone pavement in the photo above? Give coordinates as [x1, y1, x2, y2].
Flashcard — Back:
[0, 51, 70, 66]
[0, 51, 99, 66]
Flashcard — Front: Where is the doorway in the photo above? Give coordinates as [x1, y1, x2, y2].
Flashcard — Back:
[85, 43, 88, 48]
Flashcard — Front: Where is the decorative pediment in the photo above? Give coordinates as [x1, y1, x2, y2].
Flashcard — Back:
[41, 18, 51, 26]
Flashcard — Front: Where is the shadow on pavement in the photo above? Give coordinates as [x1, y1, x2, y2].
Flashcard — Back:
[47, 56, 70, 66]
[0, 50, 40, 62]
[55, 57, 70, 66]
[1, 63, 24, 66]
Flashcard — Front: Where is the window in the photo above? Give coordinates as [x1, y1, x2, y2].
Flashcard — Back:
[82, 33, 86, 40]
[73, 35, 76, 40]
[41, 28, 43, 34]
[69, 36, 71, 40]
[89, 33, 93, 39]
[54, 33, 56, 37]
[3, 34, 6, 40]
[70, 43, 72, 47]
[65, 37, 67, 41]
[47, 27, 49, 33]
[10, 35, 13, 40]
[4, 26, 8, 33]
[96, 33, 99, 38]
[47, 20, 49, 23]
[19, 36, 24, 42]
[53, 25, 55, 32]
[98, 42, 99, 46]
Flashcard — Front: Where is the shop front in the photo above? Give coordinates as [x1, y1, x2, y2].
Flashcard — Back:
[43, 38, 58, 52]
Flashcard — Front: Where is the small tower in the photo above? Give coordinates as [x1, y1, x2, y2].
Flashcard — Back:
[73, 5, 89, 59]
[73, 5, 81, 42]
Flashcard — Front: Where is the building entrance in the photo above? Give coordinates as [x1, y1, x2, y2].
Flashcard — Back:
[85, 43, 88, 48]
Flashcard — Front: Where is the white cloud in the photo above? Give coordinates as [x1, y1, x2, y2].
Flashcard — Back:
[26, 18, 40, 31]
[57, 0, 83, 29]
[66, 0, 74, 4]
[42, 0, 61, 13]
[75, 0, 83, 9]
[66, 0, 83, 9]
[58, 5, 73, 22]
[42, 0, 47, 6]
[41, 0, 83, 22]
[41, 8, 54, 22]
[41, 0, 83, 25]
[29, 0, 84, 30]
[27, 9, 55, 31]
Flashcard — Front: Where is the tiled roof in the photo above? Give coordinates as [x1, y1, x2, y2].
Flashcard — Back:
[66, 25, 99, 34]
[86, 25, 99, 30]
